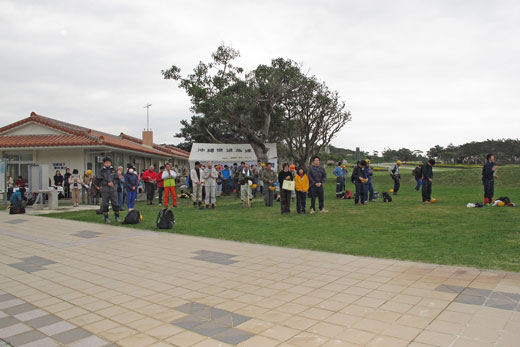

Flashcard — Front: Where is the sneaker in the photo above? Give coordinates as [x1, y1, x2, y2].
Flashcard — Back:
[104, 216, 110, 224]
[320, 209, 329, 214]
[115, 217, 121, 223]
[424, 201, 431, 204]
[310, 209, 316, 214]
[206, 205, 210, 209]
[302, 210, 306, 214]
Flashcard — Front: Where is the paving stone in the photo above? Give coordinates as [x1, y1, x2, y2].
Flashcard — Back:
[5, 219, 27, 224]
[454, 294, 486, 306]
[435, 285, 464, 294]
[3, 304, 38, 316]
[25, 315, 62, 329]
[461, 287, 492, 297]
[68, 335, 108, 347]
[172, 315, 208, 330]
[17, 337, 59, 347]
[72, 231, 103, 239]
[4, 329, 46, 346]
[190, 320, 229, 337]
[20, 256, 57, 266]
[213, 328, 254, 345]
[38, 320, 76, 335]
[0, 318, 18, 329]
[175, 302, 209, 314]
[14, 309, 48, 322]
[231, 313, 251, 327]
[0, 295, 17, 303]
[7, 263, 44, 273]
[0, 300, 25, 310]
[484, 299, 517, 311]
[51, 327, 91, 344]
[0, 323, 31, 338]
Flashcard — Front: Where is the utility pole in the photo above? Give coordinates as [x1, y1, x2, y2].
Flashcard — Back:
[144, 104, 152, 130]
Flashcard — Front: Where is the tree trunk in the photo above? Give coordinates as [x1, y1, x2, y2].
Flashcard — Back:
[250, 142, 269, 164]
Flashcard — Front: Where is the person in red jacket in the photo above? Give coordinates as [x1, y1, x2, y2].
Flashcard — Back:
[142, 165, 158, 205]
[15, 176, 26, 187]
[156, 165, 165, 206]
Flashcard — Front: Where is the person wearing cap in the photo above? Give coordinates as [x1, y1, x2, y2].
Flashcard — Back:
[81, 169, 93, 205]
[95, 157, 121, 223]
[333, 161, 345, 198]
[203, 161, 218, 208]
[289, 164, 297, 201]
[162, 162, 178, 208]
[190, 161, 204, 208]
[308, 155, 328, 214]
[261, 162, 277, 206]
[365, 159, 376, 202]
[422, 159, 436, 203]
[388, 160, 402, 195]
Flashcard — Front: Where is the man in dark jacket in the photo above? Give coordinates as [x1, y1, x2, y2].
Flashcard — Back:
[482, 154, 498, 204]
[96, 157, 120, 223]
[63, 168, 71, 199]
[352, 161, 368, 205]
[308, 156, 328, 214]
[421, 159, 435, 203]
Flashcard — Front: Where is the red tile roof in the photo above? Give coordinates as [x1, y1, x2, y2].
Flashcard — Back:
[0, 112, 189, 158]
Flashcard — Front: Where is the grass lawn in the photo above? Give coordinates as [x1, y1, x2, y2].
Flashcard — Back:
[44, 166, 520, 272]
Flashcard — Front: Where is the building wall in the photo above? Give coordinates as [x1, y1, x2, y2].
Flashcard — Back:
[36, 148, 86, 178]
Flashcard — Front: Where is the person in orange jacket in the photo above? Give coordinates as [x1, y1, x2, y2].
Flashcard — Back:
[294, 167, 310, 214]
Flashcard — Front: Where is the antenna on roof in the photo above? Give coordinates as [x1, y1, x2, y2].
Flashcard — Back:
[144, 104, 152, 130]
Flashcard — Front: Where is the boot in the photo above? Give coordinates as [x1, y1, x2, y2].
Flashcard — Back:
[104, 214, 110, 224]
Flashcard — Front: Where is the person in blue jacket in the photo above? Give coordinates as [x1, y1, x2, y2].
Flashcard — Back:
[124, 167, 139, 210]
[482, 154, 498, 204]
[333, 162, 344, 198]
[10, 187, 26, 208]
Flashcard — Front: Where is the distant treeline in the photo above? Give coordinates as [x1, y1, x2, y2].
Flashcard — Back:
[319, 139, 520, 165]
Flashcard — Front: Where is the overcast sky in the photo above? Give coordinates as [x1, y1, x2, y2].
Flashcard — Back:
[1, 0, 519, 154]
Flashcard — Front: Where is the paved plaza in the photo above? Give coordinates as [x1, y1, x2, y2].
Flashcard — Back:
[0, 213, 519, 347]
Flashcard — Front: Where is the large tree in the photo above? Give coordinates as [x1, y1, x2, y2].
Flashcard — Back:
[163, 45, 351, 165]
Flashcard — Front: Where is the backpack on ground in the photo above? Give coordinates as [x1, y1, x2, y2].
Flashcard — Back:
[123, 210, 142, 224]
[382, 192, 393, 202]
[156, 208, 175, 229]
[345, 190, 353, 199]
[497, 197, 511, 204]
[9, 205, 25, 214]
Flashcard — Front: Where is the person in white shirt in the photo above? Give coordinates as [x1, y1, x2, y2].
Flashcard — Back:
[190, 161, 204, 208]
[202, 161, 218, 208]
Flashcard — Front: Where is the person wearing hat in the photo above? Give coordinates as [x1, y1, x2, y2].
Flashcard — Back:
[388, 160, 402, 195]
[421, 159, 436, 203]
[239, 163, 255, 208]
[95, 157, 121, 223]
[365, 159, 376, 202]
[69, 169, 82, 207]
[81, 169, 93, 205]
[333, 161, 345, 198]
[482, 154, 498, 204]
[261, 162, 277, 206]
[289, 164, 297, 201]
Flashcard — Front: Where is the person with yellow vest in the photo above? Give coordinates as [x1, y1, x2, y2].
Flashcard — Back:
[161, 162, 177, 208]
[295, 167, 310, 214]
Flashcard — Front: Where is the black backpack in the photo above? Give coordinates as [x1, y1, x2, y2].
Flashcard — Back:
[9, 205, 25, 214]
[414, 166, 423, 177]
[497, 197, 511, 204]
[123, 210, 141, 224]
[156, 208, 175, 229]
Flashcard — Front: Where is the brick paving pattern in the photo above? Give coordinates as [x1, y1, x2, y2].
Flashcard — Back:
[0, 212, 519, 346]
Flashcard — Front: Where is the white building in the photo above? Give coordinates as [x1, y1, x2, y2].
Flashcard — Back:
[0, 112, 190, 182]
